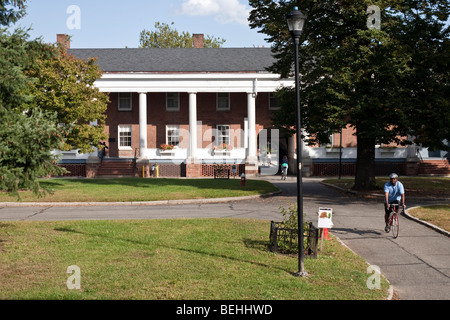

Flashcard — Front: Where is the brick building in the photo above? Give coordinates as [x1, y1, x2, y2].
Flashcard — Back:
[59, 34, 449, 177]
[63, 34, 294, 177]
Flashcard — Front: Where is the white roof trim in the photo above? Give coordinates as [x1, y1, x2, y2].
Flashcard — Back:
[94, 72, 294, 93]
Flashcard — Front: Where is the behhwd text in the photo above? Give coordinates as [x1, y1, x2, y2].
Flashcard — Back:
[220, 304, 272, 315]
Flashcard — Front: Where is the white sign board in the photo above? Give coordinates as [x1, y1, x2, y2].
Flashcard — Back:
[318, 207, 333, 229]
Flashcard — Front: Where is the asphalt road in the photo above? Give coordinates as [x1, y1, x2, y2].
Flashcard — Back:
[1, 176, 449, 300]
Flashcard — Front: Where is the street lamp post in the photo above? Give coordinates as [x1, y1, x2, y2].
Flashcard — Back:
[286, 6, 308, 277]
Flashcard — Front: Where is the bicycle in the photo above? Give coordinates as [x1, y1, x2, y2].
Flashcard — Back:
[281, 166, 288, 180]
[387, 203, 403, 239]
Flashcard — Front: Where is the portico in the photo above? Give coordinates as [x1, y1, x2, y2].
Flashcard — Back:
[92, 72, 292, 176]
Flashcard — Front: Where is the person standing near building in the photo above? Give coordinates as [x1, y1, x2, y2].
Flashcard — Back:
[280, 155, 288, 179]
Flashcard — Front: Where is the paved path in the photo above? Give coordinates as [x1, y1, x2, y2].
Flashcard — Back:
[0, 176, 449, 300]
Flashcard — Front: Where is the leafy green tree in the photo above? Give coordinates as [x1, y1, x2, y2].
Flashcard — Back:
[0, 107, 68, 197]
[391, 3, 450, 153]
[139, 22, 226, 48]
[249, 0, 449, 190]
[1, 1, 108, 195]
[24, 43, 109, 153]
[0, 29, 68, 197]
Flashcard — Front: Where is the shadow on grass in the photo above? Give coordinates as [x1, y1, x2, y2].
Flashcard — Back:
[54, 225, 293, 274]
[243, 238, 271, 252]
[37, 180, 67, 188]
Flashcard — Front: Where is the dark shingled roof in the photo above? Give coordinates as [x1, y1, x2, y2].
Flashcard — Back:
[67, 48, 276, 73]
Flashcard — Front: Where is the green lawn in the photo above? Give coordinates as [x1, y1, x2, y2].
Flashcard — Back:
[0, 218, 390, 300]
[0, 178, 279, 202]
[408, 205, 450, 232]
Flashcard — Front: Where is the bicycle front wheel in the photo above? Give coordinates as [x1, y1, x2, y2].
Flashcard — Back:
[391, 213, 399, 239]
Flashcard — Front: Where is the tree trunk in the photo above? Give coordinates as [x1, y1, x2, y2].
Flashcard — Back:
[354, 135, 377, 190]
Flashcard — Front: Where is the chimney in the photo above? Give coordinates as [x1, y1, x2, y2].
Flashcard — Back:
[193, 34, 204, 48]
[57, 34, 70, 50]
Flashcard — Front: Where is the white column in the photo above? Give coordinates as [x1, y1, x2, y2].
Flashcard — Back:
[247, 92, 257, 164]
[188, 92, 198, 162]
[138, 92, 148, 159]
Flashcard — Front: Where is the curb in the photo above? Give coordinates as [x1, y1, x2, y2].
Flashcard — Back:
[0, 190, 282, 208]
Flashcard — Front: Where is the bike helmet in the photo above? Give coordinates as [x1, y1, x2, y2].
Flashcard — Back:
[389, 173, 398, 179]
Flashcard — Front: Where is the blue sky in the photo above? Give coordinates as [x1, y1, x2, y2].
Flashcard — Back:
[10, 0, 270, 48]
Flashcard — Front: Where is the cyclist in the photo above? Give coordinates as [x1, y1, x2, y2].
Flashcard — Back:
[384, 173, 406, 232]
[281, 156, 288, 179]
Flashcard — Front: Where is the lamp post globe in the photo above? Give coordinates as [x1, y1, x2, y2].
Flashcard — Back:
[286, 6, 307, 39]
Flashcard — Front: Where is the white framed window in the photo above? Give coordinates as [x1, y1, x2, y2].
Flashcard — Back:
[269, 93, 280, 110]
[166, 125, 180, 147]
[217, 93, 230, 111]
[217, 125, 230, 145]
[166, 93, 180, 111]
[118, 93, 132, 111]
[118, 125, 132, 149]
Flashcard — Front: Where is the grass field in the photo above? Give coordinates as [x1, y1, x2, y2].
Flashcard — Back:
[0, 218, 390, 300]
[0, 178, 279, 202]
[408, 204, 450, 232]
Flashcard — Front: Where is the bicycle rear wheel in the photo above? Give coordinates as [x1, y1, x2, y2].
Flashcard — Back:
[391, 213, 399, 239]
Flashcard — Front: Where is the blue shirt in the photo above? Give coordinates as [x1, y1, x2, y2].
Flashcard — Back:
[384, 181, 405, 203]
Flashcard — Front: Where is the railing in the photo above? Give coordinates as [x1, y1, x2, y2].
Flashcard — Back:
[269, 221, 319, 258]
[214, 167, 230, 179]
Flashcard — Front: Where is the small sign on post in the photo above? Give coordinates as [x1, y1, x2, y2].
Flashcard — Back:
[318, 207, 333, 229]
[318, 207, 333, 250]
